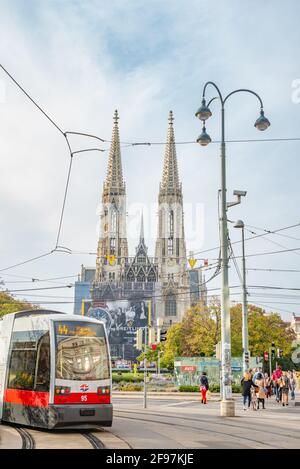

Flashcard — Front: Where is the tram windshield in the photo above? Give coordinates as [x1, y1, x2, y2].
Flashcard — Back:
[54, 321, 109, 381]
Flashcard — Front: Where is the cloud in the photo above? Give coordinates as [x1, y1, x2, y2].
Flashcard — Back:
[0, 0, 299, 318]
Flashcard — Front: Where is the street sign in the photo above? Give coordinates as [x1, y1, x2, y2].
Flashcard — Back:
[180, 366, 197, 373]
[188, 258, 197, 269]
[159, 329, 167, 342]
[107, 255, 116, 266]
[264, 351, 269, 361]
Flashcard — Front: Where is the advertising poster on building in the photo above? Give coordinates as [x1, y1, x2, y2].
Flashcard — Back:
[85, 299, 149, 346]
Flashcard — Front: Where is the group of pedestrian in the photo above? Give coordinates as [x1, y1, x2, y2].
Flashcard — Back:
[241, 366, 297, 410]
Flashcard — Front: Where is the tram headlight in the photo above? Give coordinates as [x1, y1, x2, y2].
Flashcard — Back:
[55, 386, 71, 395]
[97, 386, 110, 395]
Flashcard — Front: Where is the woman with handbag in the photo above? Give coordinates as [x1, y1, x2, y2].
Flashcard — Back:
[199, 371, 209, 404]
[264, 372, 272, 398]
[255, 373, 266, 409]
[280, 371, 291, 406]
[241, 371, 257, 410]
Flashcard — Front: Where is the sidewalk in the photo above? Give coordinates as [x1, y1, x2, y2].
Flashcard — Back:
[112, 391, 221, 400]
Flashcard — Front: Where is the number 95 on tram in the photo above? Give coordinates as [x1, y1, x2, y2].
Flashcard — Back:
[0, 309, 113, 429]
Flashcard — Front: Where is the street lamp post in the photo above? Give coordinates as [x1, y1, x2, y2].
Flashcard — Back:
[195, 83, 270, 417]
[234, 220, 249, 375]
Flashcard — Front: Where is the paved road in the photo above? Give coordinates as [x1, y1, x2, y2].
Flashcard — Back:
[111, 394, 300, 449]
[1, 395, 299, 449]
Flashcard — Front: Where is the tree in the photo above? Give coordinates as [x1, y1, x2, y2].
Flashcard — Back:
[0, 291, 35, 318]
[160, 301, 296, 367]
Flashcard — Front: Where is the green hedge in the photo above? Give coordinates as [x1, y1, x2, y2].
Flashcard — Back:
[118, 383, 143, 391]
[179, 384, 241, 393]
[112, 373, 144, 383]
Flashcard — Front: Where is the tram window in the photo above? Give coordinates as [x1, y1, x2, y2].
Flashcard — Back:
[7, 330, 50, 392]
[55, 321, 109, 381]
[35, 332, 50, 392]
[8, 350, 36, 390]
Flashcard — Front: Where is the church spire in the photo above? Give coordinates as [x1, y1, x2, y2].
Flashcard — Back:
[104, 110, 125, 192]
[139, 212, 144, 244]
[160, 111, 181, 194]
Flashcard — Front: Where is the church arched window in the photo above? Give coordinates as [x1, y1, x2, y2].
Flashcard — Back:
[127, 269, 135, 281]
[168, 210, 174, 235]
[137, 269, 146, 282]
[111, 209, 117, 234]
[167, 237, 173, 255]
[165, 293, 176, 317]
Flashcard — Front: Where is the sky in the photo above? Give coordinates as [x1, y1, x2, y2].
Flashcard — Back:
[0, 0, 300, 320]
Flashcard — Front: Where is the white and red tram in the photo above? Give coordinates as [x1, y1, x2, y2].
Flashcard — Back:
[0, 309, 112, 429]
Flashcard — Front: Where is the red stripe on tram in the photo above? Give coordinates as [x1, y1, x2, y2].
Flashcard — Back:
[4, 389, 49, 407]
[54, 393, 110, 405]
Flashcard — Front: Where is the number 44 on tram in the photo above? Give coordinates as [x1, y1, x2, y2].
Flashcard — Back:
[0, 309, 112, 429]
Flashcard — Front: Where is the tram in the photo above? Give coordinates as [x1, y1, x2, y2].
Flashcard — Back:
[0, 309, 112, 429]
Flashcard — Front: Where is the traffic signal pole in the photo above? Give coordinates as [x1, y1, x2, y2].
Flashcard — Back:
[143, 326, 148, 409]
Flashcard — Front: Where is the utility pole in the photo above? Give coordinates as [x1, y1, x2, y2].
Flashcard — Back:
[234, 220, 249, 374]
[143, 325, 148, 409]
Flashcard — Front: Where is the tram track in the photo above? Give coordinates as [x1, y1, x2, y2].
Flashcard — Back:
[15, 427, 35, 449]
[115, 408, 300, 442]
[10, 426, 106, 449]
[114, 410, 291, 449]
[81, 431, 105, 449]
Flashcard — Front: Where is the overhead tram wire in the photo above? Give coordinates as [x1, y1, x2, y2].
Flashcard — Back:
[244, 227, 300, 258]
[246, 268, 300, 273]
[192, 221, 300, 257]
[0, 64, 107, 273]
[2, 63, 300, 278]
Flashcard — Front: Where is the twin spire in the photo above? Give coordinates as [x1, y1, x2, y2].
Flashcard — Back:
[160, 111, 181, 194]
[104, 109, 125, 191]
[105, 109, 181, 194]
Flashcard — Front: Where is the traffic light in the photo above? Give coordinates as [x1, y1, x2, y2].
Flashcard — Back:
[215, 342, 221, 360]
[148, 327, 156, 346]
[134, 328, 143, 350]
[277, 348, 283, 358]
[159, 329, 168, 343]
[244, 351, 250, 364]
[271, 342, 276, 360]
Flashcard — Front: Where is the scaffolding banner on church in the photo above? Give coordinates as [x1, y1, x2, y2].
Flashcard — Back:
[84, 299, 150, 345]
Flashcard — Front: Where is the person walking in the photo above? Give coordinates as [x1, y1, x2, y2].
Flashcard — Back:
[241, 371, 257, 411]
[273, 366, 283, 402]
[289, 371, 296, 401]
[255, 373, 266, 409]
[279, 371, 291, 406]
[264, 372, 272, 399]
[199, 371, 209, 404]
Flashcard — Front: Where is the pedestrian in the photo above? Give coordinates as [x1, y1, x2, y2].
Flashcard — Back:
[241, 371, 257, 411]
[255, 373, 266, 409]
[253, 367, 263, 383]
[199, 371, 209, 404]
[273, 365, 283, 402]
[264, 372, 272, 398]
[279, 371, 290, 406]
[289, 370, 296, 400]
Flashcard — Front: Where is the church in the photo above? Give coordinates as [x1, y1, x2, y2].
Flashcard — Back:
[74, 110, 207, 360]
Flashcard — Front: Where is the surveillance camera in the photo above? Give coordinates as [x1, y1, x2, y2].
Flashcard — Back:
[233, 190, 247, 197]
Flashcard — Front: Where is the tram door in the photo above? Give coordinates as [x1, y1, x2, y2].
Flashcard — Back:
[2, 315, 51, 426]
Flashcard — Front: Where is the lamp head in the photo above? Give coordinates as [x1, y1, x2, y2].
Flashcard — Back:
[196, 126, 211, 146]
[234, 219, 245, 229]
[195, 98, 212, 121]
[255, 110, 270, 131]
